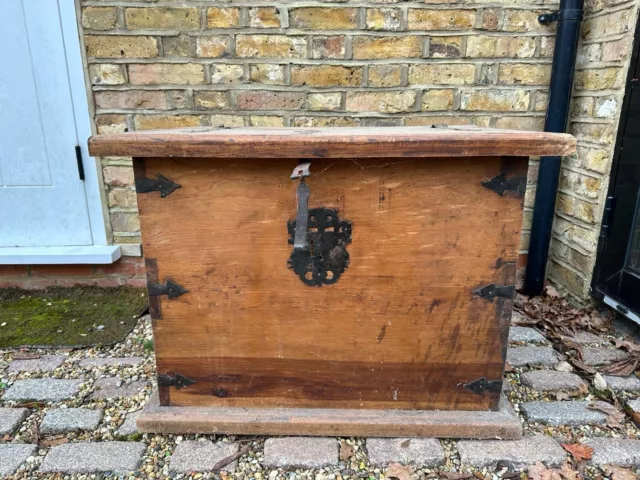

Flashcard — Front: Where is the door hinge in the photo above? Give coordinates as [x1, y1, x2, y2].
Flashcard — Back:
[600, 196, 616, 238]
[75, 145, 85, 181]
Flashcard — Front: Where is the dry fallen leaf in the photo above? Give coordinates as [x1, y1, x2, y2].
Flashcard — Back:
[339, 441, 355, 461]
[604, 465, 639, 480]
[12, 353, 40, 360]
[41, 436, 69, 447]
[385, 463, 414, 480]
[528, 461, 581, 480]
[545, 285, 561, 298]
[593, 372, 608, 390]
[589, 401, 626, 429]
[561, 443, 594, 462]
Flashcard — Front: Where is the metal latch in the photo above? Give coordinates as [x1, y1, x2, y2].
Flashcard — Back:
[291, 161, 311, 251]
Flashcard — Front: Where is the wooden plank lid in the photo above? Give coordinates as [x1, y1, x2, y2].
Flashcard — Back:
[88, 125, 576, 159]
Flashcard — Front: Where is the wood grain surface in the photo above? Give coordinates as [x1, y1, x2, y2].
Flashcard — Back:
[89, 126, 576, 159]
[135, 154, 527, 411]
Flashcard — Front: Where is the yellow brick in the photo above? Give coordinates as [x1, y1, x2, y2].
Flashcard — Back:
[574, 68, 621, 90]
[291, 116, 360, 127]
[498, 64, 551, 85]
[89, 64, 126, 85]
[134, 115, 203, 130]
[406, 115, 471, 126]
[250, 64, 285, 84]
[368, 65, 403, 87]
[503, 10, 553, 32]
[249, 8, 281, 28]
[352, 36, 422, 59]
[495, 37, 536, 58]
[408, 9, 475, 30]
[465, 36, 496, 57]
[236, 35, 307, 59]
[460, 89, 530, 111]
[194, 92, 230, 110]
[85, 35, 158, 58]
[211, 65, 245, 84]
[366, 8, 403, 31]
[495, 116, 544, 130]
[582, 10, 631, 40]
[290, 8, 358, 30]
[291, 65, 362, 87]
[196, 36, 231, 58]
[96, 114, 128, 134]
[207, 8, 240, 28]
[250, 116, 285, 127]
[408, 64, 475, 85]
[82, 7, 118, 30]
[211, 115, 245, 128]
[125, 7, 200, 30]
[346, 91, 416, 113]
[308, 93, 342, 111]
[429, 36, 462, 58]
[422, 89, 454, 111]
[128, 64, 204, 85]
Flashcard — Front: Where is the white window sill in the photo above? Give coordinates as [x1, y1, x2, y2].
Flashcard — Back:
[0, 246, 122, 265]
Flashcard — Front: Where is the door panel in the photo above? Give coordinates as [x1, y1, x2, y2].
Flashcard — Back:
[0, 0, 93, 247]
[592, 16, 640, 318]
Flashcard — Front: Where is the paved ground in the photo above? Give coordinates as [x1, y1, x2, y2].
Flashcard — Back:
[1, 312, 640, 479]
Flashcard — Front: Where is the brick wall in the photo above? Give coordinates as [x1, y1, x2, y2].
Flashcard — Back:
[77, 0, 638, 300]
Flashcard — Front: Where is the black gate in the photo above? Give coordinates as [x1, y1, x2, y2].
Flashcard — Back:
[592, 17, 640, 322]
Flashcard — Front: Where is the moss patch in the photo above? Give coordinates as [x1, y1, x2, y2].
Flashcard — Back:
[0, 286, 148, 348]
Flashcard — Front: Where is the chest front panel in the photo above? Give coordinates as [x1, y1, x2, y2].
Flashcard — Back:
[135, 155, 526, 411]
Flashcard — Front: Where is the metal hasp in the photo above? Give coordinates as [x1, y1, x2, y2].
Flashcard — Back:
[291, 161, 311, 251]
[524, 0, 584, 295]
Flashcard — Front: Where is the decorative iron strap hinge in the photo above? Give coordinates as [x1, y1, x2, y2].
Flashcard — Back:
[147, 279, 189, 299]
[482, 173, 526, 198]
[157, 373, 196, 389]
[463, 377, 502, 395]
[473, 283, 515, 302]
[135, 173, 181, 197]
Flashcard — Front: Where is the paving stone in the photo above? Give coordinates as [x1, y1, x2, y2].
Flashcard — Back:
[509, 326, 546, 343]
[627, 398, 640, 413]
[41, 408, 103, 434]
[506, 346, 562, 367]
[366, 438, 444, 467]
[8, 355, 65, 373]
[117, 411, 141, 436]
[565, 331, 606, 345]
[457, 435, 566, 468]
[79, 357, 144, 368]
[170, 440, 239, 473]
[3, 379, 83, 402]
[582, 347, 627, 366]
[603, 375, 640, 391]
[520, 370, 587, 392]
[521, 401, 608, 426]
[263, 437, 338, 468]
[90, 377, 147, 400]
[584, 438, 640, 466]
[0, 407, 29, 434]
[0, 444, 37, 475]
[39, 441, 146, 474]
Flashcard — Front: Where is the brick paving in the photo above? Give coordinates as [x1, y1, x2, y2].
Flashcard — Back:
[366, 438, 444, 466]
[0, 314, 638, 476]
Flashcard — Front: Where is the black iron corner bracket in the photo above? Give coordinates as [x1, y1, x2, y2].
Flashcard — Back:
[157, 373, 196, 389]
[463, 377, 502, 395]
[135, 173, 181, 198]
[473, 283, 515, 302]
[482, 173, 526, 198]
[147, 279, 189, 299]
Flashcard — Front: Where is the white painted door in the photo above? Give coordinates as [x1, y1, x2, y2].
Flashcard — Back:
[0, 0, 93, 247]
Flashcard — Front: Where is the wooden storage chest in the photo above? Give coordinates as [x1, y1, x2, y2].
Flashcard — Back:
[89, 126, 575, 437]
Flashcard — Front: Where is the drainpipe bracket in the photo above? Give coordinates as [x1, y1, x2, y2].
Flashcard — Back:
[538, 9, 583, 24]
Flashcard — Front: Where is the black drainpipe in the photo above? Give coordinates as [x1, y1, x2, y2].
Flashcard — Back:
[523, 0, 584, 295]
